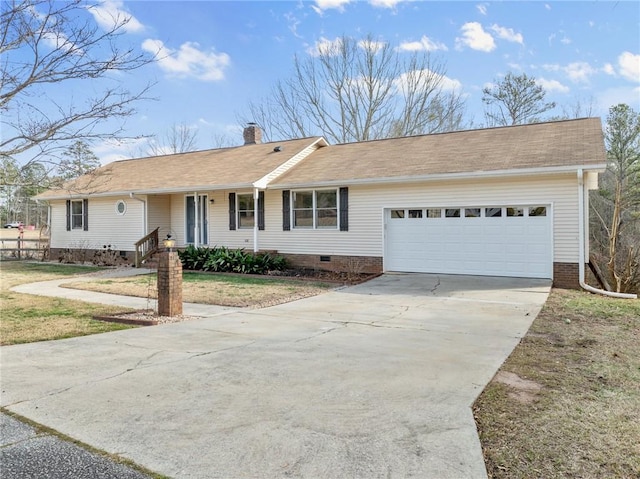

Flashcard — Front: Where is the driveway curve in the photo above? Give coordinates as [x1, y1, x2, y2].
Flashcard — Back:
[2, 273, 550, 478]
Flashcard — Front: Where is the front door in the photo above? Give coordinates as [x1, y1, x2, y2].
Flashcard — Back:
[186, 194, 208, 245]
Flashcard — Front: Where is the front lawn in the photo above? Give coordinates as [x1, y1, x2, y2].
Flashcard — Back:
[0, 262, 136, 345]
[474, 289, 640, 478]
[61, 271, 334, 308]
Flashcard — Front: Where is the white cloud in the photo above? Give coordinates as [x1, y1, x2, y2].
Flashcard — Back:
[369, 0, 401, 8]
[88, 0, 144, 33]
[564, 62, 596, 83]
[284, 12, 302, 38]
[618, 52, 640, 83]
[603, 63, 615, 75]
[141, 39, 230, 82]
[398, 35, 448, 52]
[537, 77, 570, 94]
[358, 39, 386, 53]
[455, 22, 495, 52]
[394, 70, 462, 94]
[306, 36, 344, 56]
[490, 24, 523, 44]
[312, 0, 351, 13]
[542, 63, 561, 72]
[476, 3, 488, 15]
[93, 137, 147, 165]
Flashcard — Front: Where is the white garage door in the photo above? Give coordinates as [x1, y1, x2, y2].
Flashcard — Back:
[385, 205, 552, 279]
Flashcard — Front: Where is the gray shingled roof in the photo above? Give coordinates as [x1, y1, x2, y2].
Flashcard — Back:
[271, 118, 606, 187]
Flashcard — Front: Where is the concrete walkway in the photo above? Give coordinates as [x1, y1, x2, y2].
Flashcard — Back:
[2, 271, 551, 478]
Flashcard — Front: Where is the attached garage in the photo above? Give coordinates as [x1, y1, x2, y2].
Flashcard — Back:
[384, 205, 552, 279]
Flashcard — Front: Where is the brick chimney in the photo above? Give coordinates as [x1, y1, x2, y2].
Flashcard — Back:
[243, 123, 262, 145]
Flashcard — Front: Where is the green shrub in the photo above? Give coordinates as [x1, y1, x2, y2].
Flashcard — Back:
[177, 246, 287, 274]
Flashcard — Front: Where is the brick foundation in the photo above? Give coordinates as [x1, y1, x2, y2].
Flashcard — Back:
[280, 253, 383, 275]
[157, 251, 182, 316]
[51, 247, 133, 266]
[553, 262, 581, 289]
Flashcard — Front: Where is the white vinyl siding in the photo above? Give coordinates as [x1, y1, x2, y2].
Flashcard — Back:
[259, 173, 581, 263]
[147, 195, 172, 239]
[48, 171, 590, 265]
[50, 197, 144, 251]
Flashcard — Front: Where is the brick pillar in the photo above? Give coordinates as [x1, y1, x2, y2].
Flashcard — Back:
[157, 251, 182, 316]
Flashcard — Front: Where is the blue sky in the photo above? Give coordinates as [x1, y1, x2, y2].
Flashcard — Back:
[19, 1, 640, 163]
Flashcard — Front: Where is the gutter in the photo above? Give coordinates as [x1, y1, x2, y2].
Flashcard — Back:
[269, 163, 608, 190]
[577, 169, 637, 299]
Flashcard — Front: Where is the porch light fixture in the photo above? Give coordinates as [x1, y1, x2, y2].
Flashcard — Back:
[163, 234, 176, 251]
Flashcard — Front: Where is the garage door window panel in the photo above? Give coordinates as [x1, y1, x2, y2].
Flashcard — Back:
[426, 208, 442, 218]
[408, 209, 423, 218]
[445, 208, 460, 218]
[465, 208, 481, 218]
[485, 207, 502, 217]
[507, 207, 524, 217]
[391, 209, 405, 219]
[529, 206, 547, 216]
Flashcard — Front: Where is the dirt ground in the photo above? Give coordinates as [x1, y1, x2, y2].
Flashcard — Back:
[0, 228, 46, 241]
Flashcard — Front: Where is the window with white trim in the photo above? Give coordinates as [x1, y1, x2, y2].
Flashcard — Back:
[237, 193, 255, 228]
[71, 200, 84, 229]
[292, 190, 338, 229]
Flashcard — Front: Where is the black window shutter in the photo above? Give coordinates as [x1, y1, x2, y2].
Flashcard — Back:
[258, 191, 265, 230]
[339, 187, 348, 231]
[228, 193, 236, 230]
[282, 190, 290, 231]
[83, 199, 89, 231]
[66, 200, 71, 231]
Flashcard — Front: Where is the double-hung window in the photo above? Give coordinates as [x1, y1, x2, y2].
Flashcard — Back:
[237, 194, 255, 228]
[71, 200, 84, 229]
[66, 199, 88, 231]
[293, 190, 337, 229]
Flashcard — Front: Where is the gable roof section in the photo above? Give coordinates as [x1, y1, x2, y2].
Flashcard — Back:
[36, 137, 325, 200]
[270, 118, 607, 188]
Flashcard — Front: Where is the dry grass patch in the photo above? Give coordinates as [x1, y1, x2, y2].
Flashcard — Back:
[474, 288, 640, 479]
[61, 272, 334, 308]
[1, 262, 136, 345]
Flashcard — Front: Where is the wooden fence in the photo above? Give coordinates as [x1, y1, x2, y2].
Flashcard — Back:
[0, 237, 50, 261]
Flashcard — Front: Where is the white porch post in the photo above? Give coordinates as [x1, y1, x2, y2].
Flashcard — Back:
[193, 191, 199, 248]
[253, 188, 259, 253]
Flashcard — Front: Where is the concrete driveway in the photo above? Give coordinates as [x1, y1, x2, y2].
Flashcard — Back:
[1, 273, 550, 478]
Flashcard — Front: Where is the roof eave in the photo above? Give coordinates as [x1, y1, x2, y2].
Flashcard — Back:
[33, 182, 259, 201]
[268, 163, 608, 189]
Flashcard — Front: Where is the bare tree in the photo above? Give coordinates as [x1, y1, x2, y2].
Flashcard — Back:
[1, 0, 154, 170]
[482, 72, 556, 126]
[590, 104, 640, 294]
[146, 123, 199, 156]
[243, 35, 466, 143]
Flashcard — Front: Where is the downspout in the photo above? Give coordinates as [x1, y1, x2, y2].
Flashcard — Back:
[129, 193, 147, 237]
[577, 169, 637, 299]
[253, 187, 259, 253]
